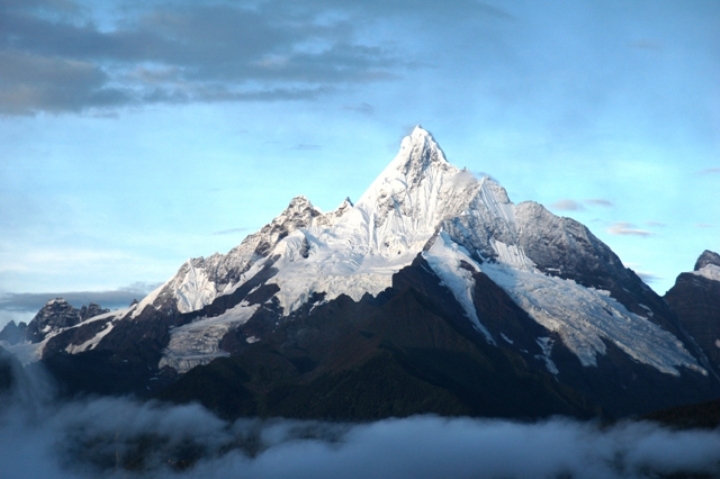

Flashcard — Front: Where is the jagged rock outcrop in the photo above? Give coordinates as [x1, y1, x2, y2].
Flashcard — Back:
[665, 250, 720, 369]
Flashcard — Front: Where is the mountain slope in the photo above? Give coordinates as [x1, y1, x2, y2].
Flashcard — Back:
[10, 127, 720, 419]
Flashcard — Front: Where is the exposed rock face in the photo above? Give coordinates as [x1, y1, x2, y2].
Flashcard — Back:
[665, 250, 720, 369]
[25, 299, 109, 343]
[695, 250, 720, 271]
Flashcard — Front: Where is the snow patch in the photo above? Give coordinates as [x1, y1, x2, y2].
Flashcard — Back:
[424, 232, 495, 344]
[492, 240, 534, 270]
[131, 281, 167, 318]
[159, 304, 259, 373]
[65, 320, 115, 354]
[174, 261, 219, 313]
[694, 264, 720, 283]
[481, 263, 703, 376]
[536, 337, 559, 375]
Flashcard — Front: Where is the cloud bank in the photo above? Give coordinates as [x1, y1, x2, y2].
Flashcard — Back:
[0, 0, 399, 115]
[0, 282, 161, 315]
[2, 359, 720, 479]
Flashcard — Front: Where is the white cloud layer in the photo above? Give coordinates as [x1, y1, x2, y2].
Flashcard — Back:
[2, 359, 720, 479]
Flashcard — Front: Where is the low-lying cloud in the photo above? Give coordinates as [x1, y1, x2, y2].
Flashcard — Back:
[2, 357, 720, 479]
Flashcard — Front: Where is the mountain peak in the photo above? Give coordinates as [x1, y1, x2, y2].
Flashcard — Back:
[694, 250, 720, 271]
[395, 126, 449, 175]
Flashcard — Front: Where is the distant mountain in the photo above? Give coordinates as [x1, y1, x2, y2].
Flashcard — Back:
[4, 127, 719, 420]
[0, 320, 27, 345]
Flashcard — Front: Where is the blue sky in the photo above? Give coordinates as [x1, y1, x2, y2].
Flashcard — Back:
[1, 0, 719, 326]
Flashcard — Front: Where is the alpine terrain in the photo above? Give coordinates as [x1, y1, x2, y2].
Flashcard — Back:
[3, 127, 719, 420]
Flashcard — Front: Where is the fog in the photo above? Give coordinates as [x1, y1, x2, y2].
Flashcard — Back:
[2, 361, 720, 479]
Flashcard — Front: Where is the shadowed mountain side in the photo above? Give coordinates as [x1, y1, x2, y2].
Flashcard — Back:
[644, 397, 720, 430]
[159, 278, 597, 421]
[665, 272, 720, 369]
[0, 346, 18, 393]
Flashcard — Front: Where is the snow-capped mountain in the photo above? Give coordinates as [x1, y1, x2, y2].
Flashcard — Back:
[7, 127, 720, 419]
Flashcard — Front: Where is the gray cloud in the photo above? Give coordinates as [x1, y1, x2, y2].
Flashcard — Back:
[550, 199, 584, 211]
[629, 39, 663, 51]
[700, 167, 720, 175]
[0, 282, 161, 314]
[0, 1, 401, 115]
[585, 199, 614, 207]
[607, 222, 653, 237]
[343, 102, 375, 115]
[292, 143, 321, 151]
[0, 0, 519, 115]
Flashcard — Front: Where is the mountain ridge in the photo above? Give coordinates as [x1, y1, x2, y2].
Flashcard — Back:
[2, 127, 719, 420]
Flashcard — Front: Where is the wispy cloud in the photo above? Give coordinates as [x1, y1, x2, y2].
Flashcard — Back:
[628, 39, 663, 51]
[700, 167, 720, 175]
[585, 199, 613, 207]
[646, 221, 666, 228]
[550, 199, 584, 211]
[635, 271, 661, 284]
[696, 223, 715, 229]
[292, 144, 321, 151]
[212, 227, 249, 236]
[607, 222, 652, 237]
[472, 171, 499, 182]
[343, 102, 375, 115]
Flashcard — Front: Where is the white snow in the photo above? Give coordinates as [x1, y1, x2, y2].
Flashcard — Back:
[536, 337, 559, 375]
[481, 262, 703, 376]
[174, 261, 218, 313]
[131, 281, 168, 318]
[424, 232, 495, 343]
[159, 303, 259, 373]
[694, 264, 720, 283]
[65, 320, 116, 354]
[118, 126, 706, 377]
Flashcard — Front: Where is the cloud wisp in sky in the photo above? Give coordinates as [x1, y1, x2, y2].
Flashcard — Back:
[585, 199, 614, 207]
[550, 199, 584, 211]
[607, 222, 653, 237]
